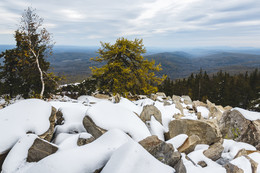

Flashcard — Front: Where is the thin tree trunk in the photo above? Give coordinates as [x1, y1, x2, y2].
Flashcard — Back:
[31, 48, 45, 99]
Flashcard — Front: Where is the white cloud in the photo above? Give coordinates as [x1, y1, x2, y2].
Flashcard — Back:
[0, 0, 259, 47]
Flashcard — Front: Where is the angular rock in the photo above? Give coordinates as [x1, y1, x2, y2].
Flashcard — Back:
[219, 109, 260, 149]
[203, 142, 224, 161]
[234, 148, 259, 159]
[198, 161, 207, 168]
[207, 100, 223, 120]
[77, 136, 95, 146]
[173, 113, 184, 120]
[139, 135, 162, 151]
[178, 135, 200, 154]
[175, 101, 184, 115]
[193, 100, 207, 110]
[244, 155, 258, 173]
[182, 95, 192, 105]
[83, 116, 107, 139]
[149, 142, 182, 169]
[38, 106, 57, 142]
[139, 136, 185, 171]
[224, 163, 244, 173]
[156, 92, 167, 98]
[172, 95, 181, 103]
[113, 93, 121, 103]
[174, 159, 187, 173]
[164, 101, 171, 106]
[150, 94, 158, 101]
[140, 105, 162, 125]
[56, 109, 64, 125]
[27, 138, 58, 162]
[168, 119, 222, 145]
[93, 93, 110, 99]
[196, 112, 202, 120]
[224, 106, 233, 111]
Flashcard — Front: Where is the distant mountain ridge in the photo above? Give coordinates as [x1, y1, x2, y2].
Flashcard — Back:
[1, 45, 260, 82]
[146, 51, 260, 79]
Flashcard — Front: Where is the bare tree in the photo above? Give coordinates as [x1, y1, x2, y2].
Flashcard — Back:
[18, 7, 54, 99]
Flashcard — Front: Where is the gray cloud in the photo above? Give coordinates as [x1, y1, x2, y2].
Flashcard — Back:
[0, 0, 259, 47]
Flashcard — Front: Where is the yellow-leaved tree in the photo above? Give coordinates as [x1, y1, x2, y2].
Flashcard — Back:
[90, 38, 166, 95]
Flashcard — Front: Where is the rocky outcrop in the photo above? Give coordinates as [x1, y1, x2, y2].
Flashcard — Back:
[83, 116, 107, 139]
[177, 135, 200, 154]
[140, 105, 162, 124]
[139, 136, 186, 172]
[203, 142, 224, 161]
[168, 119, 222, 145]
[27, 138, 58, 162]
[219, 109, 260, 150]
[38, 106, 57, 142]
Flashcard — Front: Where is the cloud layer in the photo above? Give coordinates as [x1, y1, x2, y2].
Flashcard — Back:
[0, 0, 260, 47]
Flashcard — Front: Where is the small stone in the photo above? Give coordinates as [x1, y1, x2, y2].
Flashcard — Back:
[203, 142, 224, 161]
[198, 161, 207, 168]
[178, 135, 200, 154]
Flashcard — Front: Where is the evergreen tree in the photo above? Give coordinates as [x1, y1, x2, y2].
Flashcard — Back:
[91, 38, 166, 95]
[0, 49, 23, 97]
[0, 7, 60, 98]
[158, 69, 260, 110]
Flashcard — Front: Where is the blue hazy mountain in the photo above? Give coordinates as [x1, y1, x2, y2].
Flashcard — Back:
[1, 45, 260, 82]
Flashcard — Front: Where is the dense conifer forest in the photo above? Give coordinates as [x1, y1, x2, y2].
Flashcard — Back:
[158, 69, 260, 111]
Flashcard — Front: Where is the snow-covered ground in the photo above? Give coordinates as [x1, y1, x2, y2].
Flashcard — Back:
[0, 95, 260, 173]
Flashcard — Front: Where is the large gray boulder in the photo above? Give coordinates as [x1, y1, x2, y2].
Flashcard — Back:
[140, 105, 162, 125]
[219, 109, 260, 150]
[139, 136, 186, 172]
[27, 138, 58, 162]
[168, 119, 222, 145]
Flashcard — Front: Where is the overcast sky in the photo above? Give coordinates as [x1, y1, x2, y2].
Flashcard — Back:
[0, 0, 260, 48]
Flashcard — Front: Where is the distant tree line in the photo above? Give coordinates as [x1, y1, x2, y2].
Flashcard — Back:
[158, 69, 260, 111]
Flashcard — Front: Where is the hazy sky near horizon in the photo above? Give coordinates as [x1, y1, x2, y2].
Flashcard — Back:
[0, 0, 260, 48]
